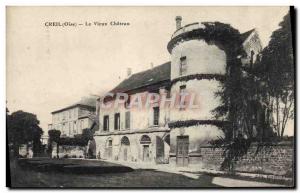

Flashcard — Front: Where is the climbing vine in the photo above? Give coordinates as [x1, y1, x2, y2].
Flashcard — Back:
[170, 74, 225, 86]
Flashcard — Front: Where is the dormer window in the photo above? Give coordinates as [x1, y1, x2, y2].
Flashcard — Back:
[179, 56, 187, 75]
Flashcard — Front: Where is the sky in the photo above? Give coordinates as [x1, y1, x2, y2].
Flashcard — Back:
[6, 6, 292, 135]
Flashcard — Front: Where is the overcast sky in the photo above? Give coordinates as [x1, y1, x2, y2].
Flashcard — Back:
[7, 6, 292, 135]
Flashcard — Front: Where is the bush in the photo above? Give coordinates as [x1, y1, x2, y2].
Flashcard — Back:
[48, 129, 61, 142]
[59, 136, 88, 146]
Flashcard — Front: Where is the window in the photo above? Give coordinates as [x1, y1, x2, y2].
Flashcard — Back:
[103, 115, 109, 131]
[125, 111, 130, 130]
[73, 122, 76, 134]
[114, 113, 120, 131]
[153, 107, 160, 126]
[166, 88, 171, 98]
[179, 85, 187, 110]
[108, 139, 112, 147]
[179, 56, 187, 75]
[125, 96, 131, 109]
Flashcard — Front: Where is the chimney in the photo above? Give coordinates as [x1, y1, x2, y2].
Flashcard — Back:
[150, 62, 154, 69]
[175, 16, 182, 30]
[127, 68, 132, 77]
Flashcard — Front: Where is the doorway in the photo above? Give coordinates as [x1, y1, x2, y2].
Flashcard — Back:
[176, 136, 189, 167]
[143, 145, 150, 162]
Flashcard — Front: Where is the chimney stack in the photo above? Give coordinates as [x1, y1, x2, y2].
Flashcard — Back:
[127, 68, 132, 77]
[175, 16, 182, 30]
[150, 62, 154, 69]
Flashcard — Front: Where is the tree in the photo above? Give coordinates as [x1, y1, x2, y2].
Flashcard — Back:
[211, 22, 280, 171]
[48, 129, 61, 158]
[7, 110, 43, 157]
[259, 12, 294, 138]
[82, 128, 94, 142]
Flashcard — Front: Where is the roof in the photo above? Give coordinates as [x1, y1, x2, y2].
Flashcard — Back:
[51, 96, 97, 114]
[78, 114, 96, 120]
[76, 97, 97, 107]
[110, 61, 171, 93]
[240, 29, 256, 42]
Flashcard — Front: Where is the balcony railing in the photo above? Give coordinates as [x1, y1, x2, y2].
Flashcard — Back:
[171, 22, 206, 39]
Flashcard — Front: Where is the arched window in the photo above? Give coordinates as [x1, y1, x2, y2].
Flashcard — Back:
[121, 136, 130, 145]
[140, 135, 151, 144]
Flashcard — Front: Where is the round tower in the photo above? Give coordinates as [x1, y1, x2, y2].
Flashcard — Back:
[167, 17, 228, 167]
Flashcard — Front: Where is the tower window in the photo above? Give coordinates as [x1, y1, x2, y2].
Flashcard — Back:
[179, 85, 187, 110]
[179, 56, 187, 75]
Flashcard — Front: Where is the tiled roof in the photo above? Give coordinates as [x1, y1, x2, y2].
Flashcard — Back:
[110, 61, 171, 93]
[51, 96, 97, 114]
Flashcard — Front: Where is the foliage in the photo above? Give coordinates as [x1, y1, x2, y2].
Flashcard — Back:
[168, 22, 245, 56]
[59, 135, 89, 146]
[168, 120, 228, 129]
[7, 110, 43, 157]
[48, 129, 61, 157]
[56, 128, 94, 146]
[208, 18, 293, 170]
[258, 12, 294, 138]
[208, 23, 251, 141]
[48, 129, 61, 142]
[82, 128, 94, 141]
[171, 74, 225, 86]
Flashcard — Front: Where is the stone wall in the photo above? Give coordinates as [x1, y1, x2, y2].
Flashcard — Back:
[52, 144, 87, 158]
[199, 142, 294, 177]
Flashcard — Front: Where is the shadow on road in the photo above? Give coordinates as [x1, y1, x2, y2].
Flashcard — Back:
[17, 158, 134, 174]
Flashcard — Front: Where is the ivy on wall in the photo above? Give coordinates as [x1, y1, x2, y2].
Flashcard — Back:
[58, 136, 88, 146]
[168, 119, 228, 129]
[168, 22, 245, 140]
[171, 73, 225, 86]
[167, 22, 245, 57]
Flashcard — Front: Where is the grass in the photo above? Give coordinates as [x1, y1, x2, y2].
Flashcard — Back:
[9, 158, 219, 188]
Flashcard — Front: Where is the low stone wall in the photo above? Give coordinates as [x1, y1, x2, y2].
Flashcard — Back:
[52, 144, 87, 158]
[200, 142, 294, 177]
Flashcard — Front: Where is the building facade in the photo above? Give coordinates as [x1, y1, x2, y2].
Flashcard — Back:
[94, 17, 262, 167]
[94, 63, 171, 163]
[51, 97, 96, 137]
